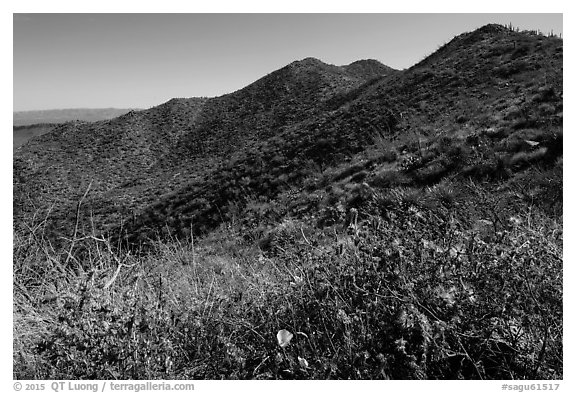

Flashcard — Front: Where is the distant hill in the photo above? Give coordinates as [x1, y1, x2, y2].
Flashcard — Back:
[13, 123, 55, 151]
[13, 107, 140, 126]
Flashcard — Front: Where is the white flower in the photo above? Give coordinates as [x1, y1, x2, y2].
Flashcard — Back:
[298, 356, 309, 368]
[276, 329, 293, 348]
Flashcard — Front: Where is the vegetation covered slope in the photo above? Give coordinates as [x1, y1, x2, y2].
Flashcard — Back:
[115, 24, 562, 244]
[14, 58, 396, 238]
[13, 25, 562, 380]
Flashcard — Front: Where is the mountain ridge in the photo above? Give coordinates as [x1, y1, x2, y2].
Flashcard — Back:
[14, 24, 562, 245]
[14, 56, 397, 237]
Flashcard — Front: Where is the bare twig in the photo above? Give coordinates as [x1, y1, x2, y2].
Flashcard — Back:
[456, 337, 484, 380]
[300, 226, 311, 245]
[22, 222, 66, 274]
[65, 181, 93, 267]
[253, 355, 270, 376]
[103, 263, 123, 290]
[190, 219, 195, 266]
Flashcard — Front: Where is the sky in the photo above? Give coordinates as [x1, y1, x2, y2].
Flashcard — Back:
[13, 13, 563, 111]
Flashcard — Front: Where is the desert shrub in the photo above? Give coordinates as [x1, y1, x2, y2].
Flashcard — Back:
[540, 128, 563, 163]
[333, 162, 369, 182]
[411, 68, 436, 83]
[480, 127, 510, 140]
[426, 135, 455, 157]
[537, 103, 556, 117]
[345, 182, 376, 209]
[461, 155, 509, 180]
[445, 144, 471, 163]
[425, 181, 460, 209]
[375, 149, 398, 163]
[493, 61, 530, 77]
[243, 198, 284, 228]
[369, 169, 410, 188]
[399, 155, 424, 172]
[531, 86, 557, 103]
[456, 115, 468, 124]
[498, 138, 528, 154]
[420, 148, 439, 163]
[511, 44, 531, 59]
[350, 170, 369, 183]
[465, 133, 480, 145]
[389, 187, 425, 208]
[413, 162, 450, 185]
[505, 166, 562, 217]
[509, 147, 548, 169]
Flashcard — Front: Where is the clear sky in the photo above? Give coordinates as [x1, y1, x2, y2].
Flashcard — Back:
[13, 13, 563, 111]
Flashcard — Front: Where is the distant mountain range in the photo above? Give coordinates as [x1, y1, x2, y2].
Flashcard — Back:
[13, 107, 140, 126]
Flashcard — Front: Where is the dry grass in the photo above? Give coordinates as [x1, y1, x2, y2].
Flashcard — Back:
[14, 174, 563, 379]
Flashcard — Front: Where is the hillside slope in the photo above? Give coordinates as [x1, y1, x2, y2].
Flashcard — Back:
[14, 58, 396, 236]
[13, 25, 562, 245]
[114, 24, 562, 244]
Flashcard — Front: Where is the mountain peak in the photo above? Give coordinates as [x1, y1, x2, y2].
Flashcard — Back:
[474, 23, 510, 35]
[295, 57, 325, 65]
[342, 59, 398, 79]
[286, 57, 328, 70]
[457, 23, 511, 44]
[347, 59, 384, 67]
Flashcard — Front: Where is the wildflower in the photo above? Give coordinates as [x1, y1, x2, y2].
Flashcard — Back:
[395, 337, 407, 354]
[276, 329, 293, 348]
